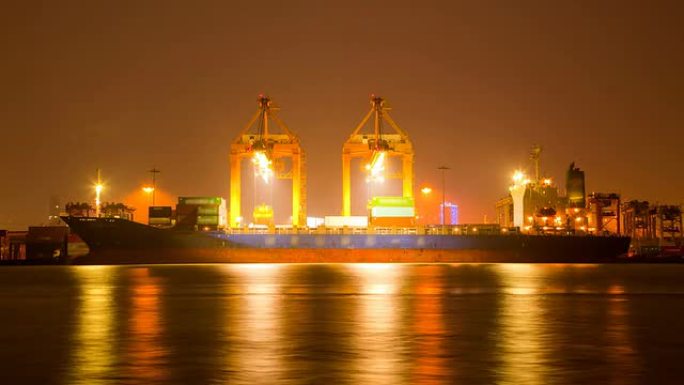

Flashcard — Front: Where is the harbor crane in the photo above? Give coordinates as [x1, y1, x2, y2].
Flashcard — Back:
[229, 95, 306, 227]
[342, 96, 414, 216]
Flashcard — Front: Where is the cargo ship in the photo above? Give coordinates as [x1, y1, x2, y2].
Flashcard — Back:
[53, 98, 678, 264]
[61, 216, 631, 264]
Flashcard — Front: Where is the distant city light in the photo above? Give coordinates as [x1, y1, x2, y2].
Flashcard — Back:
[421, 186, 432, 195]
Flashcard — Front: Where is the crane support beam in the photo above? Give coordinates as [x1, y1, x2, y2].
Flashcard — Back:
[292, 151, 302, 226]
[229, 152, 242, 228]
[403, 153, 414, 198]
[342, 152, 352, 216]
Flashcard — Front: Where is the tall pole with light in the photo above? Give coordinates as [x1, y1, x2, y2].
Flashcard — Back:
[148, 168, 160, 206]
[94, 168, 103, 217]
[437, 166, 450, 228]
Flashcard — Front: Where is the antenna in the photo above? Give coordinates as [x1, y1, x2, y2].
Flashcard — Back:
[149, 168, 160, 206]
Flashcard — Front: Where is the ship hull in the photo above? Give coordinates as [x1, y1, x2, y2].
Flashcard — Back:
[62, 216, 632, 264]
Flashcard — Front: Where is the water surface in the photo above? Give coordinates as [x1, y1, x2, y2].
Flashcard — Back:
[0, 263, 682, 384]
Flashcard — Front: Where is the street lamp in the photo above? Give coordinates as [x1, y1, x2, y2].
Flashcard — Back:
[94, 168, 103, 217]
[142, 186, 155, 206]
[437, 166, 450, 228]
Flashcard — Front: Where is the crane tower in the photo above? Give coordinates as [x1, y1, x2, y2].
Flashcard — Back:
[342, 96, 414, 216]
[229, 95, 306, 227]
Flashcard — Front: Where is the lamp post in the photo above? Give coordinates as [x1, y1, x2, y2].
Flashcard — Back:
[94, 168, 103, 217]
[437, 166, 450, 228]
[142, 186, 155, 205]
[419, 186, 432, 224]
[148, 168, 160, 206]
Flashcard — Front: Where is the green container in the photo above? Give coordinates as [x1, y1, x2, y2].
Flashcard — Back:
[197, 206, 220, 215]
[149, 217, 172, 225]
[197, 215, 220, 225]
[178, 197, 223, 206]
[368, 196, 415, 208]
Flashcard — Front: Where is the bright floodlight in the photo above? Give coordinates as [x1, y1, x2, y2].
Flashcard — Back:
[252, 151, 274, 184]
[365, 151, 386, 183]
[421, 186, 432, 195]
[512, 170, 525, 183]
[142, 186, 155, 193]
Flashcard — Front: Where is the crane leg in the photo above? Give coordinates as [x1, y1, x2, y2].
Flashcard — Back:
[229, 153, 241, 227]
[342, 153, 351, 216]
[403, 153, 414, 198]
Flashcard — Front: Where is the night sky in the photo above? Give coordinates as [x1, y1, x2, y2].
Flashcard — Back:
[1, 1, 682, 228]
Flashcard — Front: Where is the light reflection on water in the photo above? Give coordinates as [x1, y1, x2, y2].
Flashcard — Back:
[225, 264, 283, 383]
[497, 264, 546, 385]
[0, 263, 683, 385]
[349, 263, 403, 384]
[69, 266, 116, 385]
[124, 268, 167, 383]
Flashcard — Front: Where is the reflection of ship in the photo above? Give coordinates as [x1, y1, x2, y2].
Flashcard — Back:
[61, 216, 631, 264]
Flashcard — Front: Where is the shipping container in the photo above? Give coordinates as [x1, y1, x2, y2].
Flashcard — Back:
[324, 216, 369, 228]
[369, 216, 416, 227]
[197, 215, 220, 225]
[149, 206, 172, 218]
[197, 206, 220, 215]
[149, 217, 172, 225]
[368, 196, 415, 208]
[370, 206, 415, 218]
[175, 204, 199, 215]
[176, 214, 198, 226]
[178, 197, 223, 206]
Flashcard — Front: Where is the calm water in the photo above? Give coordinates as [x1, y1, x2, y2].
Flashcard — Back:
[0, 263, 683, 385]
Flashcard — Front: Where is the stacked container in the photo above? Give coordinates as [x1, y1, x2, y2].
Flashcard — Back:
[368, 196, 416, 227]
[176, 197, 227, 231]
[148, 206, 173, 227]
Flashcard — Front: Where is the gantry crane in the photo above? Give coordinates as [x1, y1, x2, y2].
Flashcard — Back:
[342, 96, 414, 216]
[229, 95, 306, 227]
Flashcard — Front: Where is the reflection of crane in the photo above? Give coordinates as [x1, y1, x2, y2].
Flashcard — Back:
[229, 95, 306, 227]
[342, 96, 414, 216]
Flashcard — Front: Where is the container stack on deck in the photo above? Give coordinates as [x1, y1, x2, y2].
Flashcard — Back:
[175, 197, 227, 231]
[369, 196, 416, 227]
[148, 206, 173, 227]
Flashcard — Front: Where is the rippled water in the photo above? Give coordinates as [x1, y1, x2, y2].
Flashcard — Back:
[0, 263, 683, 384]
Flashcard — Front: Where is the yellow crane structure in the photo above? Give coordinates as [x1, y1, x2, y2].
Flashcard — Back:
[342, 96, 414, 216]
[229, 95, 306, 227]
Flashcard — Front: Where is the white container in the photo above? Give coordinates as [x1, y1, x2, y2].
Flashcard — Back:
[324, 216, 369, 228]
